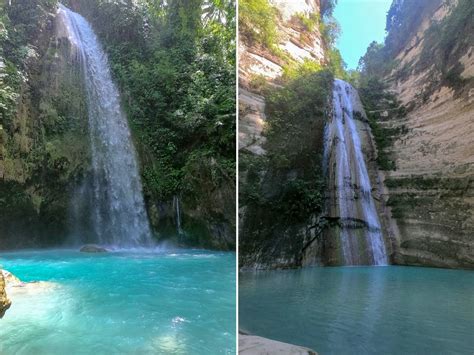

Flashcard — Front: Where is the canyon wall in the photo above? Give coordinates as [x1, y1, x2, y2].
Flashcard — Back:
[239, 0, 325, 156]
[239, 0, 332, 269]
[380, 0, 473, 268]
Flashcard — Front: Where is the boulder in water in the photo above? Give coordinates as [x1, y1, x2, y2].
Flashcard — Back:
[80, 244, 108, 253]
[0, 271, 11, 318]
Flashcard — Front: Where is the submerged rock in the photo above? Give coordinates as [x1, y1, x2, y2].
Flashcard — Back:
[2, 269, 58, 307]
[0, 271, 11, 318]
[239, 334, 317, 355]
[80, 244, 108, 253]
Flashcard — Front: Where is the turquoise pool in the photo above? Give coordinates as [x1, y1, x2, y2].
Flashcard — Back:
[240, 266, 473, 354]
[0, 249, 236, 354]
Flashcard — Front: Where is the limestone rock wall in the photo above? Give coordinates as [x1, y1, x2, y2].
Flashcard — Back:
[239, 0, 327, 269]
[239, 0, 325, 156]
[381, 0, 474, 268]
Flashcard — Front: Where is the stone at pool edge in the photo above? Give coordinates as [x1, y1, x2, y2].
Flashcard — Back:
[239, 334, 318, 354]
[0, 271, 12, 318]
[80, 245, 108, 253]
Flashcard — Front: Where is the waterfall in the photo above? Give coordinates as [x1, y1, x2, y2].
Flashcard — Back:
[325, 79, 387, 265]
[58, 5, 153, 248]
[173, 196, 183, 236]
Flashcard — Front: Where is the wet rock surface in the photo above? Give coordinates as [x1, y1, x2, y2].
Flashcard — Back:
[80, 244, 108, 253]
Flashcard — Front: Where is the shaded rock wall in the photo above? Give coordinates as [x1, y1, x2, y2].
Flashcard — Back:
[239, 0, 327, 269]
[0, 2, 90, 249]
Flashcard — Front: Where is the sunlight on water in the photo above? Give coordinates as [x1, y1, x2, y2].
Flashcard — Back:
[0, 250, 236, 354]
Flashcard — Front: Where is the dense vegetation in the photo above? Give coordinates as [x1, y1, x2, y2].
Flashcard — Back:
[0, 0, 236, 249]
[240, 70, 332, 220]
[0, 0, 86, 247]
[239, 69, 333, 266]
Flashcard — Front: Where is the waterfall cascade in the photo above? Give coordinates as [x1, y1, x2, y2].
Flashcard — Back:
[58, 5, 153, 247]
[173, 195, 183, 236]
[325, 79, 387, 265]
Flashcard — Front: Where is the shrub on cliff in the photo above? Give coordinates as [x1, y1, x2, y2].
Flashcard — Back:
[239, 0, 278, 50]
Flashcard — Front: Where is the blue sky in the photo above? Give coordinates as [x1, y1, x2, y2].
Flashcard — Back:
[333, 0, 393, 69]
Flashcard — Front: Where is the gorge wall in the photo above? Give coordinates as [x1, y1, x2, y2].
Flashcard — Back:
[240, 0, 473, 270]
[239, 0, 340, 269]
[239, 0, 325, 156]
[375, 0, 473, 268]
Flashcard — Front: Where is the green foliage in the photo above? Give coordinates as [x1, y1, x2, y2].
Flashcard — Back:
[282, 58, 322, 80]
[327, 48, 346, 79]
[296, 12, 320, 32]
[70, 0, 236, 204]
[319, 16, 340, 48]
[385, 0, 440, 57]
[357, 41, 389, 80]
[248, 73, 268, 94]
[363, 0, 472, 98]
[239, 0, 278, 50]
[241, 70, 333, 223]
[358, 77, 407, 171]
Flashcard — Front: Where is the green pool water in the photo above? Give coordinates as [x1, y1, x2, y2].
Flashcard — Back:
[240, 266, 473, 354]
[0, 249, 236, 354]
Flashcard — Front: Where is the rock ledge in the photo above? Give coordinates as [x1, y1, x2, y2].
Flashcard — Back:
[239, 334, 317, 354]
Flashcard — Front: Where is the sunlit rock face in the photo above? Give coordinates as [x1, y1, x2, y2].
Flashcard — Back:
[0, 271, 11, 318]
[239, 0, 325, 156]
[238, 1, 327, 269]
[380, 1, 474, 268]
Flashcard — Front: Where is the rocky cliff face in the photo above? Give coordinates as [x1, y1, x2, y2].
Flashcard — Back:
[239, 0, 332, 269]
[239, 0, 325, 156]
[380, 0, 473, 268]
[0, 1, 89, 248]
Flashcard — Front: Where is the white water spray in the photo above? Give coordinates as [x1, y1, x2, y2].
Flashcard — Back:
[58, 5, 153, 247]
